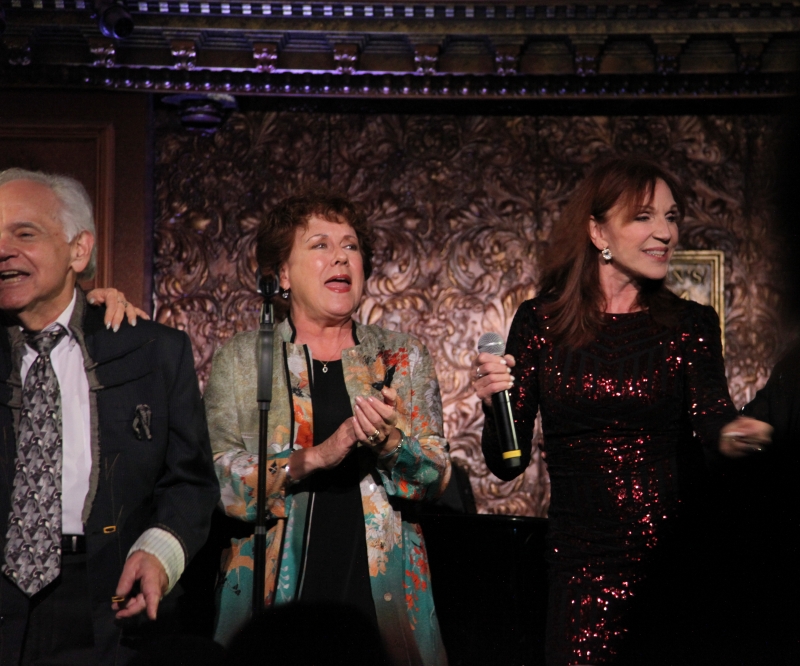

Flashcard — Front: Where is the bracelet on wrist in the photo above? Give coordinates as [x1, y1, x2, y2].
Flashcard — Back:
[378, 441, 402, 460]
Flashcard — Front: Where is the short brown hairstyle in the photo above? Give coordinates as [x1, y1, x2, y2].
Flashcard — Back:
[538, 154, 687, 348]
[256, 191, 374, 281]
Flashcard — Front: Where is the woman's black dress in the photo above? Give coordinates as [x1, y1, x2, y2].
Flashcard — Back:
[482, 296, 737, 665]
[298, 359, 378, 627]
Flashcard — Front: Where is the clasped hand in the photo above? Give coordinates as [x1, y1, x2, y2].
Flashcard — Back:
[288, 388, 401, 480]
[352, 388, 400, 454]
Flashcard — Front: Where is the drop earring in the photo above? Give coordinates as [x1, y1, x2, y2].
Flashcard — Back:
[281, 288, 290, 300]
[601, 247, 613, 262]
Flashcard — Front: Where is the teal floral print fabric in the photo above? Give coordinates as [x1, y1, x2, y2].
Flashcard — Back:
[205, 318, 451, 665]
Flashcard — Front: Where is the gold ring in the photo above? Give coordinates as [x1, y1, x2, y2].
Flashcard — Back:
[367, 428, 381, 443]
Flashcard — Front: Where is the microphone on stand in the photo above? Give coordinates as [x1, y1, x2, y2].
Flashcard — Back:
[253, 270, 281, 615]
[256, 271, 280, 301]
[255, 271, 281, 326]
[477, 332, 521, 469]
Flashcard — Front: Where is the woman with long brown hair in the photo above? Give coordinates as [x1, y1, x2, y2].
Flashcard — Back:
[472, 155, 772, 665]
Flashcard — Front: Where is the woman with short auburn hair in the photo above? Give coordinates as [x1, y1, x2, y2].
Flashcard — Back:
[207, 191, 450, 665]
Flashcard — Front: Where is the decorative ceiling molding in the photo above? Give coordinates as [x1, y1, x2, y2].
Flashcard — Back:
[1, 1, 799, 98]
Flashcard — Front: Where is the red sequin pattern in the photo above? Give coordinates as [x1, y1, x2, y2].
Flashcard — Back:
[482, 298, 737, 664]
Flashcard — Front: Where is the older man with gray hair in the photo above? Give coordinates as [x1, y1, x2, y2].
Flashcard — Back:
[0, 168, 218, 664]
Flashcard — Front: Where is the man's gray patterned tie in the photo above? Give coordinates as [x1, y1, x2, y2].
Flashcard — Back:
[3, 326, 67, 596]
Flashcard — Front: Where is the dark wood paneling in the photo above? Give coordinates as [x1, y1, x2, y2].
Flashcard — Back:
[0, 90, 153, 312]
[0, 122, 114, 290]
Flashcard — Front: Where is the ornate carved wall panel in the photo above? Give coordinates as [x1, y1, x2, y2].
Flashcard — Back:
[154, 110, 791, 517]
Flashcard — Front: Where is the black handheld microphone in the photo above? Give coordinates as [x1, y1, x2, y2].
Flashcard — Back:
[478, 332, 521, 469]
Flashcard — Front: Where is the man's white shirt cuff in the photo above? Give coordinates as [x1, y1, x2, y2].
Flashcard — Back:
[127, 527, 186, 594]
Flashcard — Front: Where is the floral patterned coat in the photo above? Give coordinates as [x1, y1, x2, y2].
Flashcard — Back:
[206, 318, 451, 666]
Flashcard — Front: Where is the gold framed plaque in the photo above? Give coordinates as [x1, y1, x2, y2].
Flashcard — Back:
[665, 250, 726, 353]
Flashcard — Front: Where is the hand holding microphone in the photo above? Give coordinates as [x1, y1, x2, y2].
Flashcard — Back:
[473, 333, 521, 469]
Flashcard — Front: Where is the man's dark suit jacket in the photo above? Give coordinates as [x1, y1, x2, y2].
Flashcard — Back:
[0, 291, 219, 664]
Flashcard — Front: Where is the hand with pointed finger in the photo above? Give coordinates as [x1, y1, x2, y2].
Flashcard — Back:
[471, 352, 516, 407]
[112, 550, 168, 621]
[353, 388, 402, 455]
[86, 287, 150, 331]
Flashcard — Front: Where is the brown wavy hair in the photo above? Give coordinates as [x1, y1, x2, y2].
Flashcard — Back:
[538, 155, 687, 348]
[256, 191, 374, 319]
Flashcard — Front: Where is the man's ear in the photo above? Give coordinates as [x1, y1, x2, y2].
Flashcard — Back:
[69, 230, 95, 275]
[588, 216, 606, 251]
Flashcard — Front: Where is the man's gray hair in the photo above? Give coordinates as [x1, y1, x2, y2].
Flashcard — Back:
[0, 167, 97, 280]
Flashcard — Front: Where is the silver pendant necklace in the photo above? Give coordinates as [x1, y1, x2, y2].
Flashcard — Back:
[317, 334, 349, 374]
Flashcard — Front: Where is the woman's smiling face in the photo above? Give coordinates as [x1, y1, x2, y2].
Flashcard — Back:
[590, 178, 680, 283]
[279, 215, 365, 325]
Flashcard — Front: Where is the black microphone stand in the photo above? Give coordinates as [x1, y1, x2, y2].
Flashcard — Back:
[253, 272, 279, 618]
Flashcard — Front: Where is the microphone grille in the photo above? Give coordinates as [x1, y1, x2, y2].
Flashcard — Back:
[477, 332, 505, 356]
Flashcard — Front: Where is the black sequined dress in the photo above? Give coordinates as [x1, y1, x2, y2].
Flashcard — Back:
[482, 295, 737, 666]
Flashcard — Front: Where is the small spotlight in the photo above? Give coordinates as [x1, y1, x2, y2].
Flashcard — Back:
[161, 94, 239, 136]
[94, 0, 134, 40]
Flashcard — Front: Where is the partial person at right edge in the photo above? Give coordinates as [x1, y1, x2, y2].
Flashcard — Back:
[720, 97, 800, 664]
[205, 192, 451, 665]
[740, 339, 800, 556]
